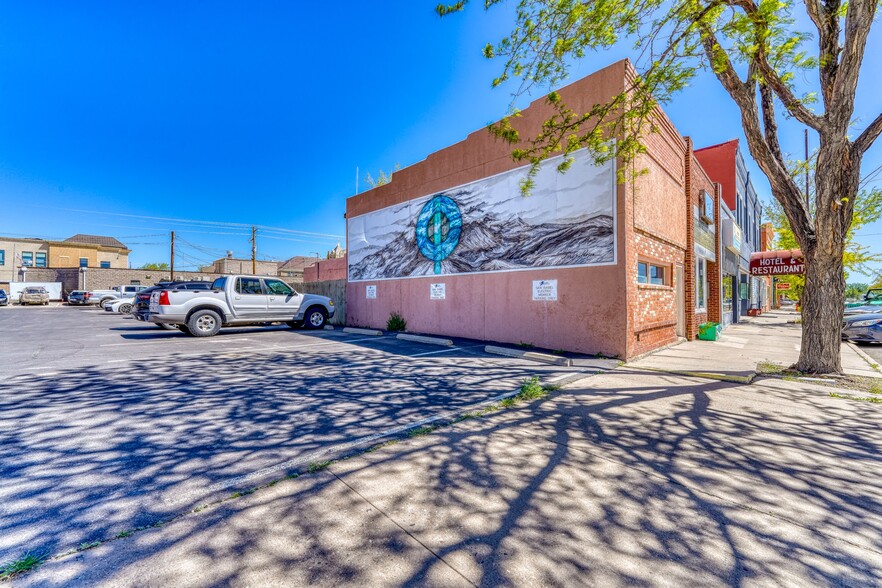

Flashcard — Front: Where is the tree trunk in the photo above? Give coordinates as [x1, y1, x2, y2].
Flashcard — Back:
[792, 140, 855, 374]
[795, 247, 845, 373]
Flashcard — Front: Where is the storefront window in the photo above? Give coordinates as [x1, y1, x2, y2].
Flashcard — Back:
[696, 258, 707, 310]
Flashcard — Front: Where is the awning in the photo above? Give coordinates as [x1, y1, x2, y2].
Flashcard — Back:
[749, 250, 804, 276]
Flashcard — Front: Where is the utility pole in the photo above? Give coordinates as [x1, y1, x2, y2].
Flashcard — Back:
[250, 226, 257, 275]
[170, 230, 175, 281]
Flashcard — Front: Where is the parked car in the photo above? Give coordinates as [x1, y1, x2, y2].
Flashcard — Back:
[133, 281, 213, 328]
[89, 285, 149, 307]
[106, 297, 136, 314]
[149, 275, 334, 336]
[67, 290, 90, 305]
[0, 289, 8, 306]
[19, 287, 50, 306]
[842, 312, 882, 344]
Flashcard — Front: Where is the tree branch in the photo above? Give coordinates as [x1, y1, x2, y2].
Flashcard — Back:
[854, 111, 882, 156]
[726, 0, 825, 131]
[830, 0, 877, 129]
[699, 24, 815, 246]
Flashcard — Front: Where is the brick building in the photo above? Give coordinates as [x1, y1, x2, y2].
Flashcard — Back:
[0, 234, 130, 291]
[694, 139, 767, 322]
[344, 60, 753, 359]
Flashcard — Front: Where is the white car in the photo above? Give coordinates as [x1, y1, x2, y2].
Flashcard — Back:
[106, 297, 135, 314]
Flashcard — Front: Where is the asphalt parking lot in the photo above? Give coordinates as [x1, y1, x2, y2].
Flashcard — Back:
[0, 304, 614, 564]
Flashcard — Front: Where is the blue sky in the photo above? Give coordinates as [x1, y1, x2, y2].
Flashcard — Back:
[1, 2, 880, 279]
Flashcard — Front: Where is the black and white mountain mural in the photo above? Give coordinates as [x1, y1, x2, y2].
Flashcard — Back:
[348, 149, 616, 281]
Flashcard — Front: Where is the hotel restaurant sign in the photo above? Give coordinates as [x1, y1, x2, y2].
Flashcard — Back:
[749, 250, 805, 276]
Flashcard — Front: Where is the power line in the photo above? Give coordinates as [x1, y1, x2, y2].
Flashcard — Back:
[48, 207, 344, 239]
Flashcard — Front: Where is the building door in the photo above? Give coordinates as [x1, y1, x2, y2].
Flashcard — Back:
[675, 264, 685, 338]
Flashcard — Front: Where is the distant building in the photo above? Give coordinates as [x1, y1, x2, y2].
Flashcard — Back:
[277, 255, 318, 281]
[327, 243, 345, 259]
[693, 139, 767, 323]
[202, 254, 280, 276]
[0, 234, 130, 291]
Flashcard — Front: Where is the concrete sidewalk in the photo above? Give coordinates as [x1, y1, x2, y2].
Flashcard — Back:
[14, 367, 882, 587]
[627, 310, 881, 382]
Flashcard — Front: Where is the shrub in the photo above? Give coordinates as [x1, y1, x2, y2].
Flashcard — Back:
[387, 312, 407, 332]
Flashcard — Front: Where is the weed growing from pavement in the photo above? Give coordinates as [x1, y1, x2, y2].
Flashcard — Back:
[407, 425, 438, 437]
[386, 312, 407, 332]
[757, 361, 787, 375]
[0, 552, 47, 580]
[516, 341, 534, 348]
[307, 460, 332, 473]
[115, 530, 134, 539]
[79, 542, 101, 551]
[552, 348, 567, 356]
[829, 392, 882, 403]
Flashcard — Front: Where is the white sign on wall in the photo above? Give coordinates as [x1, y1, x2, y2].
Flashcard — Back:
[532, 279, 558, 301]
[430, 283, 446, 300]
[365, 285, 377, 299]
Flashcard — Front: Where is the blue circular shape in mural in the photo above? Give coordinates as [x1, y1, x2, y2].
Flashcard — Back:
[415, 195, 462, 274]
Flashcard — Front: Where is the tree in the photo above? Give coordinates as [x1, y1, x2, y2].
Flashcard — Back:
[365, 164, 402, 189]
[438, 0, 882, 373]
[766, 171, 882, 301]
[141, 262, 170, 270]
[845, 282, 869, 300]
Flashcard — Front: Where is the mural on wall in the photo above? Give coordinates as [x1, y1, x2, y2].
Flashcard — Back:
[347, 149, 616, 282]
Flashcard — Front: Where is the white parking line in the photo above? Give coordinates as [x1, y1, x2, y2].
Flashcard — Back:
[410, 347, 462, 357]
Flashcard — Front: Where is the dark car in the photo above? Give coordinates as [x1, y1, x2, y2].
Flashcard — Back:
[133, 281, 213, 327]
[0, 289, 7, 306]
[842, 312, 882, 344]
[67, 290, 90, 305]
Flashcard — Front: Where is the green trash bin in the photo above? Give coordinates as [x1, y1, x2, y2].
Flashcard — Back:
[698, 322, 721, 341]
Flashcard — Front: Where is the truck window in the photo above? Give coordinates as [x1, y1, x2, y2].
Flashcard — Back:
[211, 277, 226, 290]
[236, 277, 263, 295]
[264, 279, 293, 296]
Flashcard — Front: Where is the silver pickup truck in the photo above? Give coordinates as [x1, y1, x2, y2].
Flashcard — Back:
[148, 275, 335, 337]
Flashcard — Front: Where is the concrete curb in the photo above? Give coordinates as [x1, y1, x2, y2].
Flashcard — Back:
[342, 327, 383, 336]
[626, 364, 755, 384]
[846, 342, 882, 374]
[485, 345, 573, 367]
[396, 333, 453, 346]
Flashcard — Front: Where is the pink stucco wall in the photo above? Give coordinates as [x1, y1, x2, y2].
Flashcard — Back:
[346, 62, 632, 356]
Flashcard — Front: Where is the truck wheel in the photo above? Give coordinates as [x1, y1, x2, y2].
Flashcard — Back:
[177, 324, 193, 335]
[304, 307, 327, 329]
[119, 303, 133, 314]
[188, 309, 222, 337]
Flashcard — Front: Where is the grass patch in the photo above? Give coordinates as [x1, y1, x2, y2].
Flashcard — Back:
[516, 341, 534, 348]
[552, 348, 567, 356]
[307, 460, 332, 473]
[386, 312, 407, 332]
[0, 552, 47, 580]
[829, 392, 882, 403]
[407, 425, 438, 438]
[757, 361, 788, 375]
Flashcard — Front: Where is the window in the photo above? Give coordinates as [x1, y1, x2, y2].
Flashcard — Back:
[264, 279, 293, 296]
[35, 252, 47, 268]
[638, 261, 668, 286]
[100, 261, 111, 268]
[211, 277, 227, 290]
[236, 277, 263, 295]
[22, 252, 33, 267]
[696, 258, 707, 310]
[79, 258, 88, 268]
[0, 250, 5, 266]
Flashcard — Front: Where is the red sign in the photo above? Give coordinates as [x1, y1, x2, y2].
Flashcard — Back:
[776, 282, 792, 290]
[749, 250, 805, 276]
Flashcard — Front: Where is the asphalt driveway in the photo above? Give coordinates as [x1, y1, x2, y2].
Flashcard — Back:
[0, 306, 609, 564]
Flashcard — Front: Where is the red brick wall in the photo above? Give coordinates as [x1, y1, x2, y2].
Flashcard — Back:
[688, 152, 721, 337]
[303, 256, 347, 283]
[694, 139, 739, 211]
